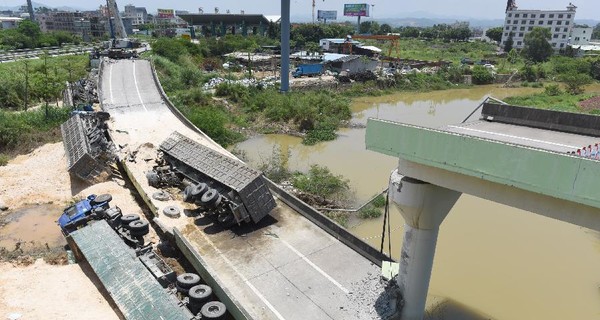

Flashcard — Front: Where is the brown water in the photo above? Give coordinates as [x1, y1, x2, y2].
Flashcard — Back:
[0, 204, 66, 250]
[235, 84, 600, 319]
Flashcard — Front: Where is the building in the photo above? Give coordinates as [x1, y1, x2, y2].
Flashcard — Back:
[0, 17, 21, 30]
[319, 38, 361, 53]
[501, 3, 577, 50]
[571, 26, 593, 45]
[38, 11, 85, 33]
[124, 5, 147, 26]
[322, 53, 378, 74]
[178, 13, 276, 37]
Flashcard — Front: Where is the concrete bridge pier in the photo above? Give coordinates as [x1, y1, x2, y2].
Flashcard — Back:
[388, 169, 461, 320]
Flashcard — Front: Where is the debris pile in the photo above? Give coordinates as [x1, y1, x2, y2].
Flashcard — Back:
[202, 77, 277, 90]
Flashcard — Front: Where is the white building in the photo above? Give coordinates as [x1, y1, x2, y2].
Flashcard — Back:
[571, 26, 593, 45]
[0, 17, 21, 30]
[501, 3, 577, 50]
[124, 5, 147, 26]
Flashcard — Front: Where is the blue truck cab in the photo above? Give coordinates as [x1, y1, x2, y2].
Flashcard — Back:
[292, 63, 324, 78]
[58, 194, 112, 235]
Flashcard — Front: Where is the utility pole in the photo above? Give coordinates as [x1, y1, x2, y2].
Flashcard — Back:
[281, 0, 290, 92]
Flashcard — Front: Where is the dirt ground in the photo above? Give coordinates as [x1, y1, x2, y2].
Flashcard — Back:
[0, 142, 148, 319]
[0, 259, 120, 320]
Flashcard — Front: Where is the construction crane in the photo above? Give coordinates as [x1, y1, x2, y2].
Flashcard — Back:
[106, 0, 127, 39]
[26, 0, 35, 21]
[312, 0, 324, 24]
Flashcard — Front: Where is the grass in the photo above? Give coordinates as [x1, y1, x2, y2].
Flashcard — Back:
[323, 211, 349, 227]
[292, 165, 350, 198]
[504, 90, 596, 113]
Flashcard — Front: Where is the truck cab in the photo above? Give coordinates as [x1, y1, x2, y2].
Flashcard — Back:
[58, 194, 112, 235]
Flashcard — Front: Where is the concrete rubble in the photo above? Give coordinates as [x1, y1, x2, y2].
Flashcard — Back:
[202, 76, 277, 90]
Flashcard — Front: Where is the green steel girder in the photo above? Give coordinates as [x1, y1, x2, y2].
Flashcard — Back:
[366, 118, 600, 210]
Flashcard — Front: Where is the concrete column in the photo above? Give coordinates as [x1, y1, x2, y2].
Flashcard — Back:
[388, 169, 461, 320]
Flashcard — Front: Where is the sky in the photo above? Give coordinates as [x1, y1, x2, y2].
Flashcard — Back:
[2, 0, 598, 20]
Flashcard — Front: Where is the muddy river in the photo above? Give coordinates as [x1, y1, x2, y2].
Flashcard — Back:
[235, 85, 600, 319]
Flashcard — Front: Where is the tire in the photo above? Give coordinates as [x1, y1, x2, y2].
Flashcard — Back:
[176, 273, 200, 289]
[191, 183, 208, 198]
[201, 301, 226, 319]
[162, 205, 180, 218]
[146, 171, 160, 187]
[188, 284, 212, 305]
[129, 220, 149, 236]
[152, 190, 170, 201]
[182, 186, 193, 203]
[92, 194, 112, 205]
[200, 189, 220, 207]
[120, 214, 140, 227]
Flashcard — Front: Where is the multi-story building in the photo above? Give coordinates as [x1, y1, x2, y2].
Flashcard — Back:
[38, 11, 85, 33]
[124, 5, 147, 26]
[570, 26, 593, 45]
[0, 17, 21, 30]
[501, 3, 577, 50]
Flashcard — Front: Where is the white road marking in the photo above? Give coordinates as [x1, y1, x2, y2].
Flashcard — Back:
[195, 230, 286, 320]
[132, 61, 148, 112]
[108, 63, 114, 104]
[279, 239, 350, 294]
[447, 125, 580, 149]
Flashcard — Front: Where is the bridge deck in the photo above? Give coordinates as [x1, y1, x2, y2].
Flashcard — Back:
[99, 59, 386, 320]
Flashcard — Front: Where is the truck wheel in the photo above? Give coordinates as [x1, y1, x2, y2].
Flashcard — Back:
[176, 273, 201, 289]
[163, 206, 180, 218]
[188, 284, 212, 305]
[129, 220, 149, 236]
[146, 171, 160, 187]
[191, 183, 208, 198]
[201, 301, 226, 319]
[182, 186, 193, 203]
[92, 194, 112, 205]
[152, 190, 170, 201]
[200, 189, 220, 207]
[121, 214, 140, 227]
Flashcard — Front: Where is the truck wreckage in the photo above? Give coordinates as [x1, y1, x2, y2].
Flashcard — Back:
[147, 131, 277, 226]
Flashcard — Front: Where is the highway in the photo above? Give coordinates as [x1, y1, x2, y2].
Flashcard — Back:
[99, 59, 387, 320]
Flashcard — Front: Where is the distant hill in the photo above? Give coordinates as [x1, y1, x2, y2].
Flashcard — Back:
[0, 2, 84, 12]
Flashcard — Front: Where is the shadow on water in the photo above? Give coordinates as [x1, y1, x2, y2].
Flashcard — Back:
[424, 297, 494, 320]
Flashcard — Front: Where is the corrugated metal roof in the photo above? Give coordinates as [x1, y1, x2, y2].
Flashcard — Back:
[321, 38, 361, 44]
[322, 53, 361, 63]
[71, 221, 192, 320]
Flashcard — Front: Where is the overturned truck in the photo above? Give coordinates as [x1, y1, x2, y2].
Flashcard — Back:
[61, 111, 117, 181]
[148, 132, 276, 226]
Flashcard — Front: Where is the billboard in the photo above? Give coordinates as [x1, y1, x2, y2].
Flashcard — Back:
[317, 10, 337, 21]
[157, 9, 175, 19]
[343, 4, 369, 17]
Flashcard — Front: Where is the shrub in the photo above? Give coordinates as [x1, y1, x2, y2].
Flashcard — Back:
[0, 154, 8, 166]
[521, 64, 537, 82]
[292, 165, 349, 198]
[560, 72, 593, 95]
[471, 65, 495, 84]
[358, 206, 383, 219]
[371, 194, 386, 208]
[544, 84, 562, 96]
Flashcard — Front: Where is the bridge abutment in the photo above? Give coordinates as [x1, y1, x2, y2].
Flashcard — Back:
[388, 169, 461, 320]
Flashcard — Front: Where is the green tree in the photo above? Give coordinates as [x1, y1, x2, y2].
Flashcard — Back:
[507, 48, 519, 63]
[522, 27, 553, 62]
[593, 23, 600, 40]
[560, 72, 593, 95]
[380, 23, 392, 35]
[504, 32, 514, 52]
[486, 27, 503, 42]
[359, 21, 380, 35]
[471, 65, 495, 84]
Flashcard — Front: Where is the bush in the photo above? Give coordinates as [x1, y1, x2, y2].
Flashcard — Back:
[0, 154, 8, 166]
[544, 84, 562, 96]
[292, 165, 349, 198]
[521, 64, 537, 82]
[258, 146, 292, 183]
[371, 194, 386, 208]
[215, 83, 250, 103]
[560, 72, 593, 95]
[358, 206, 383, 219]
[471, 65, 495, 84]
[180, 105, 242, 146]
